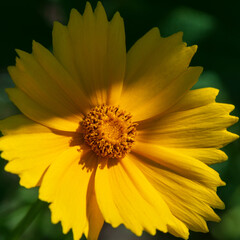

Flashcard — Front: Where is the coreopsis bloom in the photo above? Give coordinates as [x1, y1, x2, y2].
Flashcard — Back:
[0, 2, 238, 240]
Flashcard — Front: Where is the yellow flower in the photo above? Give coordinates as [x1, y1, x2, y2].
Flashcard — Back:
[0, 2, 238, 240]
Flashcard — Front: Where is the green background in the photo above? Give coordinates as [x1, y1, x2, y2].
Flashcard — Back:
[0, 0, 239, 239]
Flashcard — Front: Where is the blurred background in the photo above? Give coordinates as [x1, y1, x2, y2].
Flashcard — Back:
[0, 0, 239, 239]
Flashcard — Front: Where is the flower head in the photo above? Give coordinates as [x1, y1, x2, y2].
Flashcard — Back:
[0, 2, 238, 240]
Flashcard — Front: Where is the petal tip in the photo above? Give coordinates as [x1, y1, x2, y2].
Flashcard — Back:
[151, 27, 161, 36]
[96, 1, 104, 9]
[191, 44, 198, 53]
[32, 40, 42, 53]
[84, 1, 94, 15]
[220, 180, 226, 187]
[195, 66, 204, 75]
[70, 8, 79, 15]
[95, 1, 108, 21]
[231, 116, 239, 124]
[15, 49, 25, 57]
[69, 8, 82, 22]
[231, 132, 239, 141]
[53, 20, 64, 31]
[177, 31, 184, 39]
[112, 11, 123, 21]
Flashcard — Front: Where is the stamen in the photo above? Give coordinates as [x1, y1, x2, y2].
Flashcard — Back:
[81, 105, 137, 159]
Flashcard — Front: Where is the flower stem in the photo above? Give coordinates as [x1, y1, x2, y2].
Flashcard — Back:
[9, 199, 46, 240]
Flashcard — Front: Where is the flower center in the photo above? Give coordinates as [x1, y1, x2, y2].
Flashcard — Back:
[81, 105, 137, 159]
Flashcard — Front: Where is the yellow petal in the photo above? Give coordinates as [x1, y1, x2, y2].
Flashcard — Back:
[138, 103, 239, 148]
[10, 49, 84, 121]
[105, 10, 126, 105]
[172, 148, 228, 165]
[133, 142, 225, 188]
[84, 169, 104, 240]
[120, 67, 202, 122]
[6, 88, 79, 131]
[32, 41, 90, 115]
[138, 102, 238, 132]
[0, 114, 51, 135]
[125, 30, 195, 85]
[139, 129, 238, 149]
[124, 27, 161, 86]
[95, 157, 189, 239]
[94, 161, 123, 229]
[39, 148, 94, 240]
[67, 2, 126, 106]
[120, 28, 200, 121]
[166, 88, 219, 113]
[132, 154, 223, 232]
[52, 21, 79, 80]
[0, 115, 72, 188]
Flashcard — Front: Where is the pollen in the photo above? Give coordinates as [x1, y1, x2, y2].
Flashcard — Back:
[81, 105, 137, 159]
